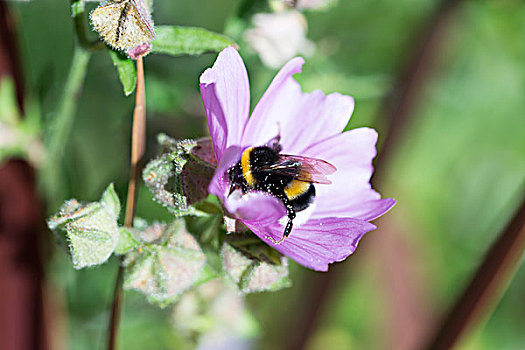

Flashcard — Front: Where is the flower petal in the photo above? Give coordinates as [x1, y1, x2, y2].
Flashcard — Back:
[226, 191, 286, 224]
[200, 47, 250, 161]
[208, 145, 243, 199]
[242, 57, 354, 154]
[341, 198, 396, 221]
[302, 127, 387, 219]
[245, 217, 376, 271]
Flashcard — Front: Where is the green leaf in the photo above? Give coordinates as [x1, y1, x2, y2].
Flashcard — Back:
[0, 78, 20, 125]
[0, 78, 43, 166]
[152, 25, 237, 57]
[109, 50, 136, 96]
[184, 214, 222, 248]
[47, 184, 122, 269]
[143, 152, 190, 216]
[143, 136, 197, 216]
[222, 243, 291, 294]
[100, 183, 120, 219]
[115, 227, 140, 255]
[123, 220, 207, 307]
[70, 0, 85, 18]
[144, 135, 220, 217]
[226, 233, 283, 265]
[172, 279, 260, 339]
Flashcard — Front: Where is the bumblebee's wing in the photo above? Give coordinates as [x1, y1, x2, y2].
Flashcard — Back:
[263, 154, 337, 184]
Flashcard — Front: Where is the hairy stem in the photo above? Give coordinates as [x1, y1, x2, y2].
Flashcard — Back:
[124, 57, 146, 227]
[107, 56, 146, 350]
[42, 46, 90, 207]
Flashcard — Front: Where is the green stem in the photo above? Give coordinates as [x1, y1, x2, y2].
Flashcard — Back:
[237, 0, 266, 19]
[42, 46, 90, 207]
[71, 0, 105, 51]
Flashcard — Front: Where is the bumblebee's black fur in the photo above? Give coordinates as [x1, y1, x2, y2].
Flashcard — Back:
[228, 146, 316, 240]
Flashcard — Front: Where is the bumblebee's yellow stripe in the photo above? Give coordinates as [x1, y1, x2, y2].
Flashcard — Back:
[241, 147, 256, 186]
[284, 180, 310, 200]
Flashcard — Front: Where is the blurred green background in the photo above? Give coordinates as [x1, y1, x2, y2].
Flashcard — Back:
[6, 0, 525, 349]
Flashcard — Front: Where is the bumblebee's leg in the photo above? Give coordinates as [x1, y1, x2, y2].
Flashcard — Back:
[266, 203, 296, 245]
[283, 204, 296, 237]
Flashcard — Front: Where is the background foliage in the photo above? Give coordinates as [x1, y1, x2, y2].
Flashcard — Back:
[6, 0, 525, 349]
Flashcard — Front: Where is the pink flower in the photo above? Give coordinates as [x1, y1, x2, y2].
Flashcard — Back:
[200, 47, 395, 271]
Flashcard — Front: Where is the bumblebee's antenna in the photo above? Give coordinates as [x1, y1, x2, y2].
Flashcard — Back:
[267, 123, 282, 153]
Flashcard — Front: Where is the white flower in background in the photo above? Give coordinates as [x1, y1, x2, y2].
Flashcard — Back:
[282, 0, 336, 10]
[244, 11, 314, 69]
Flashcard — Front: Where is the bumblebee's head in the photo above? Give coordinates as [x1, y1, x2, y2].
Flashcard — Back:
[227, 163, 244, 196]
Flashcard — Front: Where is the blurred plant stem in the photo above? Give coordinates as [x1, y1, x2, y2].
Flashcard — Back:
[42, 0, 103, 207]
[0, 3, 48, 350]
[107, 56, 146, 350]
[424, 197, 525, 350]
[70, 0, 105, 51]
[286, 0, 464, 349]
[42, 46, 90, 208]
[237, 0, 267, 19]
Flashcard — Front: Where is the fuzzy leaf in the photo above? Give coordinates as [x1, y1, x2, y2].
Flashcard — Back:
[143, 151, 192, 216]
[189, 137, 216, 166]
[123, 220, 207, 307]
[222, 243, 291, 294]
[109, 50, 137, 96]
[115, 227, 139, 255]
[181, 161, 215, 205]
[47, 184, 121, 269]
[144, 135, 210, 216]
[152, 25, 237, 57]
[172, 280, 260, 339]
[100, 183, 120, 219]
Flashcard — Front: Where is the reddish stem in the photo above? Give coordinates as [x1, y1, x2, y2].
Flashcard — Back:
[0, 3, 48, 350]
[285, 1, 463, 349]
[424, 197, 525, 350]
[107, 56, 146, 350]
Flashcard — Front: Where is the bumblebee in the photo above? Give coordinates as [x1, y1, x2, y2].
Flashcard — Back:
[227, 139, 336, 244]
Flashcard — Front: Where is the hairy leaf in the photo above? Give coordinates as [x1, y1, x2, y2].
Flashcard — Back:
[222, 243, 291, 294]
[123, 220, 208, 307]
[144, 135, 216, 216]
[47, 184, 121, 269]
[152, 25, 237, 57]
[109, 50, 137, 96]
[115, 227, 140, 255]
